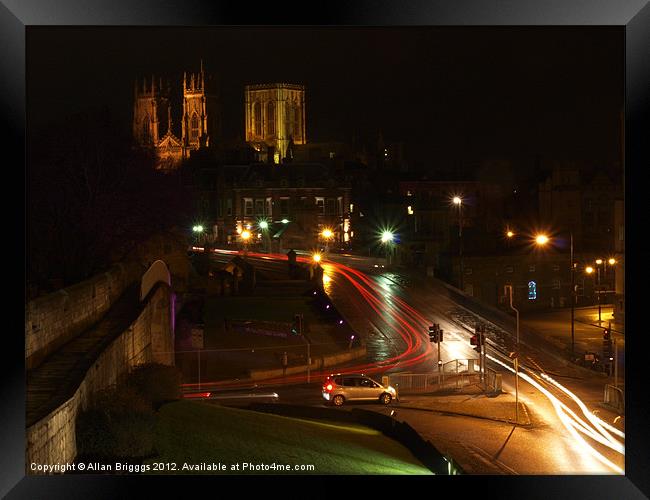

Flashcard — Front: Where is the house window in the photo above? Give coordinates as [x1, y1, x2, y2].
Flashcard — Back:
[254, 199, 265, 216]
[244, 198, 253, 216]
[326, 198, 336, 215]
[464, 284, 474, 296]
[553, 264, 560, 272]
[529, 265, 536, 272]
[528, 281, 537, 300]
[315, 197, 325, 215]
[553, 279, 561, 290]
[505, 266, 514, 274]
[337, 197, 343, 216]
[226, 198, 233, 216]
[279, 197, 290, 216]
[464, 267, 472, 275]
[266, 197, 272, 217]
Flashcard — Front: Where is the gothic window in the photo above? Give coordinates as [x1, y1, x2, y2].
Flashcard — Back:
[190, 113, 199, 142]
[293, 105, 300, 138]
[142, 115, 151, 143]
[267, 101, 275, 136]
[254, 101, 262, 136]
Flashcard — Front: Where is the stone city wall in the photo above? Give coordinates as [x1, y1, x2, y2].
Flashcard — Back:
[26, 284, 173, 471]
[25, 262, 144, 370]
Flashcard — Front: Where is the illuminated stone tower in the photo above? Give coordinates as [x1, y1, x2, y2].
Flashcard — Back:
[245, 83, 306, 163]
[182, 61, 219, 153]
[133, 75, 171, 146]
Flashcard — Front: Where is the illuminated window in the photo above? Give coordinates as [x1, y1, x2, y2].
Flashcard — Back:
[315, 197, 325, 215]
[267, 101, 275, 135]
[190, 113, 199, 142]
[254, 101, 262, 136]
[244, 198, 253, 216]
[528, 281, 537, 300]
[293, 105, 300, 137]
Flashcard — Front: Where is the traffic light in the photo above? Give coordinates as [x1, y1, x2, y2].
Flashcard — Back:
[439, 328, 444, 342]
[428, 324, 438, 343]
[291, 314, 302, 335]
[602, 328, 613, 360]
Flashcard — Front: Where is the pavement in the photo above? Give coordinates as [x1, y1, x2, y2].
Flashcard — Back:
[395, 389, 532, 426]
[521, 304, 625, 380]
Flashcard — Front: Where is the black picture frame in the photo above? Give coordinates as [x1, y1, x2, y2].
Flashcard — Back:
[4, 0, 649, 497]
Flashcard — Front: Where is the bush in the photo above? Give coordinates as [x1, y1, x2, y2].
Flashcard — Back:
[126, 363, 182, 409]
[76, 386, 155, 460]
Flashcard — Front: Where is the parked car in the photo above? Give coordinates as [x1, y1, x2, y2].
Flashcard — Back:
[322, 373, 396, 406]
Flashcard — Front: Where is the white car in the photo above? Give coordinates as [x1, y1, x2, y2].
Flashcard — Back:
[322, 373, 397, 406]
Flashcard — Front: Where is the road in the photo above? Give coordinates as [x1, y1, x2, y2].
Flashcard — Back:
[200, 249, 625, 474]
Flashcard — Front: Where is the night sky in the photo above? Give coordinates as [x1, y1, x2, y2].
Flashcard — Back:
[27, 27, 623, 169]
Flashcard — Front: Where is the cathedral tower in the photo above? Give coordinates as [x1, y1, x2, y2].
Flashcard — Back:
[182, 61, 219, 153]
[244, 83, 306, 163]
[133, 75, 171, 146]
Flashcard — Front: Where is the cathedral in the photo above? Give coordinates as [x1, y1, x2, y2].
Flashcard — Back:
[133, 62, 219, 170]
[244, 83, 306, 163]
[133, 64, 306, 169]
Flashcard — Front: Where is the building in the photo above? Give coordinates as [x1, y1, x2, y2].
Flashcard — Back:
[451, 247, 615, 313]
[193, 163, 352, 252]
[133, 63, 220, 170]
[613, 199, 624, 322]
[538, 162, 622, 254]
[398, 179, 506, 277]
[244, 83, 306, 163]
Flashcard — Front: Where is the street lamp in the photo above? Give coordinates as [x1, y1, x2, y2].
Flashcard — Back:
[241, 229, 251, 257]
[535, 231, 575, 355]
[452, 196, 463, 291]
[380, 230, 394, 265]
[192, 224, 204, 246]
[258, 219, 270, 253]
[321, 228, 334, 253]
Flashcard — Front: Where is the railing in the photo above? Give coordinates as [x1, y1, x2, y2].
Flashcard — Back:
[604, 384, 624, 412]
[386, 359, 483, 394]
[485, 366, 502, 393]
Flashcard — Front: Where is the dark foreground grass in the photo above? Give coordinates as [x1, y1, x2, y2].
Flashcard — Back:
[145, 401, 431, 475]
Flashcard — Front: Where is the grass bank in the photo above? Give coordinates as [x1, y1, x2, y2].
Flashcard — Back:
[145, 400, 431, 475]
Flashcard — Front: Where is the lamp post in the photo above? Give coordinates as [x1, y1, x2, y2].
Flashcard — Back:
[535, 231, 575, 355]
[258, 219, 270, 253]
[381, 230, 394, 265]
[192, 224, 204, 246]
[241, 229, 251, 259]
[321, 228, 334, 253]
[453, 196, 463, 291]
[504, 285, 519, 424]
